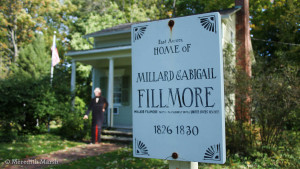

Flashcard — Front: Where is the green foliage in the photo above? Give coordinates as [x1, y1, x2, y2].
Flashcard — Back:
[163, 0, 235, 17]
[223, 43, 256, 156]
[11, 34, 50, 79]
[0, 133, 84, 163]
[70, 2, 127, 50]
[59, 96, 91, 141]
[0, 0, 74, 78]
[113, 0, 162, 22]
[251, 65, 300, 153]
[226, 119, 257, 156]
[47, 146, 168, 169]
[0, 64, 70, 141]
[223, 43, 236, 117]
[247, 0, 300, 162]
[47, 141, 299, 168]
[223, 42, 299, 167]
[69, 1, 160, 51]
[250, 0, 300, 67]
[0, 74, 70, 141]
[73, 64, 93, 104]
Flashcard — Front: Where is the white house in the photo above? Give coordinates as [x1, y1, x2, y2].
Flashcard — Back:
[66, 7, 244, 129]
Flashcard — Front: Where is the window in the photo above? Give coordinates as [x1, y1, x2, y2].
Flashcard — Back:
[113, 107, 119, 115]
[113, 77, 122, 104]
[100, 76, 130, 106]
[113, 76, 130, 105]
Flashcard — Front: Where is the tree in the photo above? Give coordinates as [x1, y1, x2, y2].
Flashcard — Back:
[68, 1, 161, 50]
[163, 0, 235, 17]
[0, 0, 49, 62]
[112, 0, 162, 22]
[70, 2, 127, 50]
[11, 34, 50, 79]
[0, 0, 76, 78]
[250, 0, 300, 68]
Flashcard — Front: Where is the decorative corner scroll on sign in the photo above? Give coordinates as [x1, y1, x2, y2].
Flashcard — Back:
[133, 25, 148, 42]
[135, 138, 149, 156]
[198, 15, 217, 33]
[203, 143, 221, 161]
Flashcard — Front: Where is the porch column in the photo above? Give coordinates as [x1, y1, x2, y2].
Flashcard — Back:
[107, 58, 114, 127]
[71, 60, 76, 107]
[91, 68, 95, 98]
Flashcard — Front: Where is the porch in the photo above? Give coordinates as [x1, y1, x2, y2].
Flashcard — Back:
[67, 45, 132, 129]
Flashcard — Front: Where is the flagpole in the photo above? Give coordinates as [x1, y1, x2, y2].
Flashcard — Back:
[50, 31, 56, 85]
[48, 31, 57, 133]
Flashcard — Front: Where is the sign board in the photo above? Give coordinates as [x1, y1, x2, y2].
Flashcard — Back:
[131, 12, 225, 164]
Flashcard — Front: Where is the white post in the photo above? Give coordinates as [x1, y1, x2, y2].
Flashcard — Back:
[107, 58, 114, 127]
[48, 31, 56, 133]
[50, 66, 54, 84]
[71, 60, 76, 107]
[169, 161, 198, 169]
[50, 32, 56, 85]
[91, 68, 95, 98]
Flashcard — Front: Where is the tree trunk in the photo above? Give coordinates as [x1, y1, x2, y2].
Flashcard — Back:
[9, 0, 19, 63]
[11, 29, 19, 62]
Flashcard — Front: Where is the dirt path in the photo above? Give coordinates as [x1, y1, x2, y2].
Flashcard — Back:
[2, 143, 124, 169]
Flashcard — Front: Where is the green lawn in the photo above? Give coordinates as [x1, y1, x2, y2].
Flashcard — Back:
[44, 147, 256, 169]
[47, 145, 300, 169]
[0, 132, 84, 164]
[0, 129, 298, 169]
[47, 146, 168, 169]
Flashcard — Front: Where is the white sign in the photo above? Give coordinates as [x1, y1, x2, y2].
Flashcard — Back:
[132, 12, 225, 164]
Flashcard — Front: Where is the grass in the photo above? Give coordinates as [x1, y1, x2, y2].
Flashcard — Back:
[47, 145, 300, 169]
[0, 127, 298, 169]
[0, 130, 84, 164]
[44, 146, 257, 169]
[47, 146, 168, 169]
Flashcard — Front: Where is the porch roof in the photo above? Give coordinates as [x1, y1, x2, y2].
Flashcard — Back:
[66, 45, 131, 57]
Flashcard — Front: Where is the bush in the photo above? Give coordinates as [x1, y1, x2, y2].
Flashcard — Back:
[223, 43, 299, 166]
[0, 34, 73, 141]
[0, 74, 68, 141]
[226, 118, 257, 156]
[223, 43, 256, 156]
[251, 66, 300, 154]
[59, 96, 91, 141]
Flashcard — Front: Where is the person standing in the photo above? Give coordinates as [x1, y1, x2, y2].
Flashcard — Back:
[83, 88, 108, 144]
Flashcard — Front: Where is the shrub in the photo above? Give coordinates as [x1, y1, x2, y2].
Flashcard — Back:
[59, 96, 91, 141]
[251, 66, 300, 154]
[226, 118, 257, 156]
[223, 43, 256, 156]
[0, 74, 68, 141]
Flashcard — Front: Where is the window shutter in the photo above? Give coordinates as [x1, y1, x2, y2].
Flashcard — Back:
[122, 76, 130, 106]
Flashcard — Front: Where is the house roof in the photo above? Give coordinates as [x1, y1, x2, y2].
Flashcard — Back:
[84, 6, 241, 38]
[216, 6, 242, 15]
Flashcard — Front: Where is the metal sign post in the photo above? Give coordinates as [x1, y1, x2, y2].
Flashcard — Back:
[169, 161, 198, 169]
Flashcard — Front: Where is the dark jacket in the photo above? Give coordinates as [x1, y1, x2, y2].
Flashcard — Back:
[85, 96, 108, 126]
